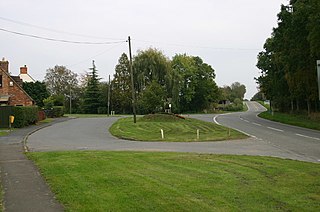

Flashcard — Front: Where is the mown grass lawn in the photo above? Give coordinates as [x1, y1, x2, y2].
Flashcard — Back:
[110, 114, 247, 142]
[28, 151, 320, 211]
[259, 111, 320, 131]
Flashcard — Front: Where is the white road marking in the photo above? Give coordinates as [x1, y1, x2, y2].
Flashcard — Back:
[229, 128, 258, 139]
[213, 115, 258, 139]
[243, 120, 250, 123]
[252, 122, 262, 126]
[213, 115, 221, 125]
[295, 134, 320, 141]
[267, 127, 284, 132]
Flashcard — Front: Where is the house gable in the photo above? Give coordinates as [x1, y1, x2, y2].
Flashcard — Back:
[0, 66, 34, 106]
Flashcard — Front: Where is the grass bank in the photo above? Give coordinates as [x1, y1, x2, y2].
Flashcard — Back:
[259, 112, 320, 131]
[110, 114, 247, 142]
[28, 151, 320, 211]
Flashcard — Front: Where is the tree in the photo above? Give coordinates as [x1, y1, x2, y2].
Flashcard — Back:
[44, 65, 78, 96]
[230, 82, 246, 101]
[137, 81, 165, 114]
[171, 54, 219, 112]
[23, 81, 49, 107]
[82, 60, 101, 114]
[133, 48, 170, 93]
[111, 53, 132, 114]
[256, 0, 320, 113]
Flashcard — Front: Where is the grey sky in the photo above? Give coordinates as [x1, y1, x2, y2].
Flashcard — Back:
[1, 0, 288, 99]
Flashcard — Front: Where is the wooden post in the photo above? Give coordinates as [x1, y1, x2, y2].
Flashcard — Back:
[197, 129, 200, 140]
[161, 129, 164, 139]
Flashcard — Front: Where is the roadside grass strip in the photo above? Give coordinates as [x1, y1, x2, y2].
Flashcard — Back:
[28, 152, 320, 211]
[110, 116, 247, 142]
[259, 112, 320, 131]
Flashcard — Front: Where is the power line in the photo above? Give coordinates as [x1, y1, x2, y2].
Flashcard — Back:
[68, 43, 124, 67]
[0, 16, 123, 41]
[0, 27, 126, 45]
[134, 39, 261, 51]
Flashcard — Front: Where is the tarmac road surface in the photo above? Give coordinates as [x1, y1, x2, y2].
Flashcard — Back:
[211, 101, 320, 162]
[27, 102, 320, 163]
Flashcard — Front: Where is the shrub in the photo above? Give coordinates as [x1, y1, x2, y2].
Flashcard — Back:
[224, 103, 244, 111]
[98, 107, 107, 114]
[13, 106, 39, 128]
[45, 106, 65, 118]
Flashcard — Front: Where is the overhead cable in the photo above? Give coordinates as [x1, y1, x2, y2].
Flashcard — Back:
[0, 27, 126, 45]
[0, 16, 123, 41]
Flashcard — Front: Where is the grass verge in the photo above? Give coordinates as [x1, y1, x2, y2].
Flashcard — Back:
[28, 151, 320, 211]
[259, 111, 320, 131]
[110, 115, 247, 142]
[39, 118, 54, 124]
[64, 114, 118, 118]
[0, 129, 10, 137]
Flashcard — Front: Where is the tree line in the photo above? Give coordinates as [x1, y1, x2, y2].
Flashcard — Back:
[256, 0, 320, 114]
[24, 48, 246, 114]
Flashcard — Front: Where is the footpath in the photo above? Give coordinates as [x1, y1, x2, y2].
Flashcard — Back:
[0, 119, 67, 212]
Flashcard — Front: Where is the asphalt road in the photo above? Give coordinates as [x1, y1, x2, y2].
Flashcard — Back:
[27, 102, 320, 163]
[211, 101, 320, 163]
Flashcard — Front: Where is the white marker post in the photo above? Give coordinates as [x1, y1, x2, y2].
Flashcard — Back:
[197, 129, 200, 140]
[160, 129, 164, 139]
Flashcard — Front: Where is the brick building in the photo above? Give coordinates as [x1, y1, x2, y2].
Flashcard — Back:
[0, 58, 34, 106]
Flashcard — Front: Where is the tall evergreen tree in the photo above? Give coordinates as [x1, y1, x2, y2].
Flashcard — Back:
[111, 53, 132, 114]
[82, 60, 101, 114]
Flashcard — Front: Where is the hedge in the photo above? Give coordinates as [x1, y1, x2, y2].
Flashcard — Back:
[45, 106, 65, 118]
[13, 106, 39, 128]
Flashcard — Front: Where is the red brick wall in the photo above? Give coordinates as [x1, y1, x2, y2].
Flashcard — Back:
[0, 69, 34, 106]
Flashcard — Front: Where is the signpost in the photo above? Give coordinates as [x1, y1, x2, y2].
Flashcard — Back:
[317, 60, 320, 101]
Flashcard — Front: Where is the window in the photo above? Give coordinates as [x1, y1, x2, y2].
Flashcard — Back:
[0, 75, 2, 87]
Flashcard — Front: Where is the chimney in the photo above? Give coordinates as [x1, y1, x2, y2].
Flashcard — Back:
[0, 57, 9, 72]
[20, 65, 28, 74]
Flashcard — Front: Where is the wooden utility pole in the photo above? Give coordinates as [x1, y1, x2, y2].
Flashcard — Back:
[107, 74, 111, 116]
[128, 36, 137, 123]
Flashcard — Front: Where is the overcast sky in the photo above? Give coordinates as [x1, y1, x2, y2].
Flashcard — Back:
[1, 0, 288, 99]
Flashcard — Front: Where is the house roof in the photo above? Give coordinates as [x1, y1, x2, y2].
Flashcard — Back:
[19, 73, 35, 83]
[0, 67, 35, 103]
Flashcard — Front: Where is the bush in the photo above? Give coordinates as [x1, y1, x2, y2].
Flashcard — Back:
[98, 107, 107, 114]
[45, 106, 65, 118]
[13, 106, 39, 128]
[224, 103, 244, 111]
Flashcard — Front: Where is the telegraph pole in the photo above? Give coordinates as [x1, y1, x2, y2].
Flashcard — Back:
[128, 36, 137, 123]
